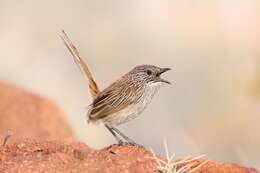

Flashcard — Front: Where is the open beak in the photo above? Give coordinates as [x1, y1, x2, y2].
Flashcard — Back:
[158, 68, 171, 84]
[160, 68, 171, 74]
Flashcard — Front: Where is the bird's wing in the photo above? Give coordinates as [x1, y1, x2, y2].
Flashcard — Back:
[88, 80, 143, 120]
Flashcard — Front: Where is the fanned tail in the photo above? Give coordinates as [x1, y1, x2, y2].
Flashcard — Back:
[60, 30, 100, 100]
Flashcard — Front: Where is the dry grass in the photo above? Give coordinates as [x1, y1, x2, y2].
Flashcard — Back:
[2, 130, 13, 147]
[151, 141, 208, 173]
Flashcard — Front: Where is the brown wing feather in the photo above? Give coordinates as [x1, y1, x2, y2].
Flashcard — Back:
[88, 78, 143, 121]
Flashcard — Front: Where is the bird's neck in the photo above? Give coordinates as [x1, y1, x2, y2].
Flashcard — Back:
[142, 82, 163, 102]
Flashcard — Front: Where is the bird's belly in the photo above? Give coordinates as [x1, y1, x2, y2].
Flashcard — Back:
[103, 103, 147, 126]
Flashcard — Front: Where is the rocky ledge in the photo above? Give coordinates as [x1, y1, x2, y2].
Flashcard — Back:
[0, 139, 258, 173]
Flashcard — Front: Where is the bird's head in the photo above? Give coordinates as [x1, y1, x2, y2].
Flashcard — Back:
[128, 64, 171, 85]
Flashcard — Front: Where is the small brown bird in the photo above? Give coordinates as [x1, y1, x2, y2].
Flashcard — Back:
[87, 65, 171, 145]
[60, 30, 170, 145]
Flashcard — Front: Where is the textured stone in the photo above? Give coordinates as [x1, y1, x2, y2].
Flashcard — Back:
[0, 139, 258, 173]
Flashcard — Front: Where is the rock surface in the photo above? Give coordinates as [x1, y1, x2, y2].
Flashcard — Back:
[0, 82, 74, 143]
[0, 139, 258, 173]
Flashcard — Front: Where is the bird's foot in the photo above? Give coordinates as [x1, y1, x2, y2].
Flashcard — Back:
[118, 140, 128, 146]
[118, 140, 144, 148]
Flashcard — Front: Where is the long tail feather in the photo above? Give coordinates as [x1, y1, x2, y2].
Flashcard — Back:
[60, 30, 100, 100]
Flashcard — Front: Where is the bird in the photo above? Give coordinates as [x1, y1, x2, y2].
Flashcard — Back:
[87, 65, 171, 145]
[60, 30, 171, 145]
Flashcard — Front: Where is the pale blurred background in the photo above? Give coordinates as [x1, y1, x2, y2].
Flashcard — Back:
[0, 0, 260, 168]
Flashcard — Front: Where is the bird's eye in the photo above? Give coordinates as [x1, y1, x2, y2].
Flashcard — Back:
[146, 70, 152, 75]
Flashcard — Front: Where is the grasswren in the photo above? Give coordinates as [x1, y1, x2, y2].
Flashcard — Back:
[60, 30, 170, 145]
[87, 65, 171, 145]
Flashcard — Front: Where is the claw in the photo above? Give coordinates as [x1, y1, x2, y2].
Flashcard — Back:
[118, 140, 129, 146]
[118, 140, 144, 148]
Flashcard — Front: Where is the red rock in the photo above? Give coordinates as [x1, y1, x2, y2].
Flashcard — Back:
[0, 139, 258, 173]
[0, 82, 74, 143]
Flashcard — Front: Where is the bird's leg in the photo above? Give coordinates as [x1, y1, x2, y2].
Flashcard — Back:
[110, 127, 139, 146]
[104, 125, 124, 144]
